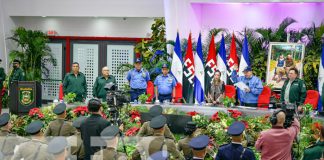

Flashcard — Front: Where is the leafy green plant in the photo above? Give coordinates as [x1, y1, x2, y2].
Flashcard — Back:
[138, 93, 150, 104]
[8, 27, 56, 81]
[221, 97, 235, 108]
[64, 92, 76, 104]
[303, 103, 314, 115]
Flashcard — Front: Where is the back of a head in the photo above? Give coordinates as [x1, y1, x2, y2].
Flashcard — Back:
[87, 99, 101, 112]
[276, 111, 286, 125]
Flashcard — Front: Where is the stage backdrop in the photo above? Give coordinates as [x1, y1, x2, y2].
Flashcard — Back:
[266, 42, 305, 89]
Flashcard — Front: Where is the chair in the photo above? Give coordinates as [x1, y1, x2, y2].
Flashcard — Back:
[257, 86, 271, 108]
[225, 85, 236, 99]
[304, 90, 319, 110]
[174, 82, 184, 103]
[146, 81, 154, 103]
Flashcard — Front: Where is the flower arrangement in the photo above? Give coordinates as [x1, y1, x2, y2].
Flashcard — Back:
[72, 106, 89, 117]
[64, 92, 77, 104]
[28, 108, 44, 119]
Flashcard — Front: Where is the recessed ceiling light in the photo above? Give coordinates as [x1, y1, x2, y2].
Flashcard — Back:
[41, 16, 47, 18]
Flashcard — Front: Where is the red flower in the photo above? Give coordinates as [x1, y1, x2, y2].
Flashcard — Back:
[264, 114, 270, 119]
[28, 108, 44, 119]
[211, 112, 220, 122]
[313, 122, 322, 130]
[125, 127, 140, 136]
[241, 120, 249, 129]
[129, 110, 141, 121]
[187, 111, 198, 116]
[100, 112, 107, 119]
[228, 109, 242, 119]
[73, 106, 89, 117]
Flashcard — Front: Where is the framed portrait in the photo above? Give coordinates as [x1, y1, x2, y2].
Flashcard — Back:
[266, 42, 305, 90]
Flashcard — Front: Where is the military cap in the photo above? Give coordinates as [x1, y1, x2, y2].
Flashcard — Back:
[13, 59, 21, 64]
[47, 137, 68, 155]
[100, 125, 119, 140]
[72, 116, 87, 129]
[227, 121, 245, 136]
[135, 58, 142, 63]
[150, 115, 167, 129]
[26, 120, 43, 134]
[161, 64, 168, 68]
[0, 113, 10, 127]
[149, 105, 163, 118]
[53, 103, 67, 115]
[189, 135, 209, 150]
[148, 151, 169, 160]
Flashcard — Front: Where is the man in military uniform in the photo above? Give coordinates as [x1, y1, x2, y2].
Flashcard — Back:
[0, 59, 6, 90]
[0, 113, 28, 159]
[154, 64, 176, 103]
[303, 124, 324, 160]
[178, 121, 198, 159]
[93, 125, 127, 160]
[216, 121, 256, 160]
[9, 59, 25, 85]
[137, 105, 175, 140]
[280, 68, 306, 110]
[63, 62, 87, 102]
[12, 120, 54, 160]
[93, 66, 117, 101]
[67, 116, 86, 159]
[127, 58, 150, 102]
[47, 137, 69, 160]
[188, 135, 210, 160]
[44, 103, 76, 136]
[132, 115, 184, 160]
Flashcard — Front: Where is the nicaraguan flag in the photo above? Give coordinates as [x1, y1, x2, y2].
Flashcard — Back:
[194, 33, 205, 104]
[318, 43, 324, 111]
[238, 34, 251, 77]
[171, 32, 183, 84]
[217, 34, 227, 84]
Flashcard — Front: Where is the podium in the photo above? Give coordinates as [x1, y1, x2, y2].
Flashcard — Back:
[9, 81, 42, 115]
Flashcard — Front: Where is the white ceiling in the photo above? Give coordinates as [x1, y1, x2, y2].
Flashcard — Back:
[191, 0, 324, 3]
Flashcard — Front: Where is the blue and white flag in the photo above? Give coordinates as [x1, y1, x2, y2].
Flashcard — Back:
[318, 43, 324, 111]
[194, 33, 205, 104]
[238, 34, 251, 76]
[217, 34, 227, 84]
[171, 32, 183, 84]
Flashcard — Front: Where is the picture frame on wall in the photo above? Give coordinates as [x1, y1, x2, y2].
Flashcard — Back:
[266, 42, 305, 90]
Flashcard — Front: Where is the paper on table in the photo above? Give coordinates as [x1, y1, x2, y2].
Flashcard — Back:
[234, 82, 249, 91]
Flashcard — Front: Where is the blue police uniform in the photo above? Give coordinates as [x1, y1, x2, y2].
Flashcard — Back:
[126, 59, 150, 102]
[215, 121, 256, 160]
[154, 73, 176, 102]
[231, 67, 263, 106]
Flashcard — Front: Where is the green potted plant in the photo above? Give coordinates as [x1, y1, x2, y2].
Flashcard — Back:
[64, 93, 77, 104]
[221, 97, 235, 108]
[138, 93, 150, 104]
[8, 27, 56, 81]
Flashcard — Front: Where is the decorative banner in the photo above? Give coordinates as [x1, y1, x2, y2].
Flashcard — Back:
[183, 33, 195, 104]
[205, 34, 217, 98]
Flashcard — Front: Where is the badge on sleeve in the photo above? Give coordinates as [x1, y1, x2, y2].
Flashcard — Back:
[142, 72, 146, 78]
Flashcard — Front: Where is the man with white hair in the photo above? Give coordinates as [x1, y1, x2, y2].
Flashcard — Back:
[93, 66, 116, 101]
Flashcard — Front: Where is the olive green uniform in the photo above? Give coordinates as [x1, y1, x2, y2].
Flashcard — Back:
[9, 68, 25, 85]
[177, 135, 194, 159]
[303, 141, 324, 160]
[63, 72, 87, 102]
[93, 147, 127, 160]
[12, 139, 54, 160]
[44, 118, 76, 136]
[132, 132, 184, 160]
[67, 132, 85, 159]
[137, 121, 175, 140]
[93, 75, 116, 101]
[280, 78, 307, 105]
[0, 130, 28, 159]
[0, 67, 6, 90]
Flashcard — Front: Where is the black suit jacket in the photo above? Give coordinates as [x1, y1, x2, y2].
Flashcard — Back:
[80, 114, 110, 160]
